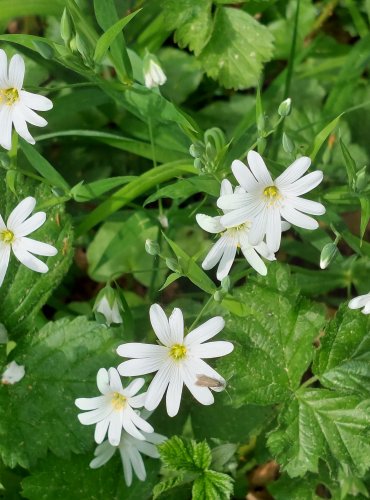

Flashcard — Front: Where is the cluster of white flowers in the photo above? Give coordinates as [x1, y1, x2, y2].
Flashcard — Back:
[75, 303, 233, 484]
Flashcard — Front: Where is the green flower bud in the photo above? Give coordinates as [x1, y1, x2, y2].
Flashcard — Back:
[282, 132, 294, 154]
[355, 166, 367, 192]
[145, 239, 160, 256]
[320, 242, 338, 269]
[94, 286, 123, 326]
[278, 97, 292, 117]
[61, 8, 73, 45]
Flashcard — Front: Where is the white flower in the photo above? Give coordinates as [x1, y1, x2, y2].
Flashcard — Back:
[1, 360, 25, 384]
[75, 367, 153, 446]
[196, 179, 275, 280]
[348, 292, 370, 315]
[0, 197, 58, 286]
[217, 151, 325, 252]
[0, 50, 53, 150]
[144, 56, 167, 89]
[90, 425, 166, 486]
[94, 286, 123, 326]
[117, 304, 233, 417]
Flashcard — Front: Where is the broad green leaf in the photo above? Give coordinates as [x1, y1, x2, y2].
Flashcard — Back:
[268, 389, 370, 477]
[158, 437, 211, 472]
[21, 452, 160, 499]
[219, 263, 325, 405]
[71, 176, 136, 202]
[192, 470, 234, 500]
[144, 176, 219, 205]
[87, 211, 166, 286]
[0, 317, 121, 468]
[0, 182, 73, 337]
[20, 139, 70, 192]
[313, 306, 370, 398]
[268, 473, 320, 500]
[153, 474, 188, 500]
[198, 7, 274, 90]
[162, 0, 213, 56]
[94, 9, 142, 63]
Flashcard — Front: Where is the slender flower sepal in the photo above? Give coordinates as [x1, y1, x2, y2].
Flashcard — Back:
[75, 367, 153, 446]
[196, 179, 275, 280]
[348, 292, 370, 315]
[217, 151, 325, 252]
[0, 197, 58, 287]
[117, 304, 234, 417]
[94, 285, 123, 326]
[90, 426, 166, 487]
[0, 50, 53, 150]
[1, 361, 25, 384]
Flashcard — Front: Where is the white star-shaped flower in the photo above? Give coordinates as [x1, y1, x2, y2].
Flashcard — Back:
[0, 50, 53, 150]
[117, 304, 233, 417]
[75, 367, 153, 446]
[217, 151, 325, 252]
[196, 179, 275, 280]
[0, 197, 58, 286]
[90, 423, 166, 486]
[348, 292, 370, 315]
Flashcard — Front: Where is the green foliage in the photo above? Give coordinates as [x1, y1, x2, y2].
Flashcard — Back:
[0, 317, 121, 468]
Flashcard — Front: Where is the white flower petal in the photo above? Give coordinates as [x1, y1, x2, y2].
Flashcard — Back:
[231, 159, 259, 191]
[90, 441, 115, 468]
[169, 308, 184, 344]
[247, 150, 273, 185]
[149, 304, 172, 346]
[185, 316, 225, 346]
[240, 245, 267, 275]
[124, 378, 145, 398]
[280, 206, 319, 230]
[94, 418, 110, 444]
[254, 241, 275, 261]
[97, 368, 110, 394]
[12, 244, 48, 273]
[0, 243, 11, 287]
[19, 90, 53, 111]
[363, 302, 370, 314]
[7, 197, 36, 229]
[118, 356, 165, 376]
[120, 448, 133, 486]
[12, 107, 35, 145]
[122, 410, 144, 441]
[196, 214, 223, 234]
[135, 439, 160, 458]
[1, 360, 25, 384]
[349, 293, 370, 310]
[266, 208, 281, 253]
[78, 405, 112, 425]
[220, 207, 253, 229]
[129, 392, 146, 408]
[75, 395, 107, 410]
[190, 341, 234, 358]
[117, 342, 167, 359]
[275, 156, 311, 187]
[108, 410, 123, 445]
[182, 361, 214, 406]
[217, 193, 249, 211]
[145, 361, 172, 411]
[166, 364, 183, 417]
[18, 237, 57, 256]
[0, 49, 8, 86]
[220, 178, 233, 196]
[128, 406, 154, 434]
[13, 212, 46, 237]
[108, 367, 123, 392]
[202, 235, 228, 271]
[18, 104, 48, 127]
[288, 197, 326, 215]
[126, 445, 146, 481]
[0, 105, 13, 150]
[248, 209, 268, 246]
[216, 241, 236, 281]
[8, 54, 25, 89]
[283, 171, 323, 196]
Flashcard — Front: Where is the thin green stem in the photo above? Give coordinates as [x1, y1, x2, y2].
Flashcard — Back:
[189, 295, 214, 331]
[148, 229, 163, 301]
[300, 375, 319, 389]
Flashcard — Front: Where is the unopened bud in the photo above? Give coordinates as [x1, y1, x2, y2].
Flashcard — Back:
[320, 242, 338, 269]
[143, 53, 167, 89]
[145, 239, 160, 256]
[213, 290, 226, 302]
[61, 8, 73, 45]
[158, 214, 169, 229]
[221, 276, 230, 293]
[282, 132, 294, 154]
[278, 98, 292, 117]
[94, 286, 123, 326]
[165, 257, 181, 273]
[355, 166, 367, 192]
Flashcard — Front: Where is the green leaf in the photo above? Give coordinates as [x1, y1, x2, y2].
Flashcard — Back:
[308, 113, 343, 161]
[0, 183, 73, 337]
[153, 474, 188, 500]
[21, 451, 160, 499]
[144, 176, 219, 205]
[0, 0, 63, 22]
[158, 437, 211, 473]
[268, 389, 370, 477]
[198, 7, 274, 90]
[162, 0, 213, 56]
[192, 470, 234, 500]
[313, 306, 370, 398]
[340, 138, 356, 189]
[70, 176, 136, 202]
[94, 9, 142, 64]
[20, 140, 70, 192]
[360, 196, 370, 243]
[0, 317, 121, 468]
[219, 263, 325, 406]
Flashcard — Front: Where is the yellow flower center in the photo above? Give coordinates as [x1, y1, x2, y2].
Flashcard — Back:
[263, 185, 279, 198]
[111, 392, 127, 410]
[0, 88, 19, 106]
[170, 343, 187, 360]
[0, 229, 15, 244]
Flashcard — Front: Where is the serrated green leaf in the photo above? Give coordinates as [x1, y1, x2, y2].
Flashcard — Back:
[21, 451, 159, 500]
[268, 389, 370, 477]
[198, 7, 274, 90]
[313, 306, 370, 397]
[162, 0, 213, 56]
[219, 264, 325, 405]
[0, 317, 121, 468]
[192, 470, 233, 500]
[153, 474, 188, 500]
[158, 437, 211, 473]
[0, 182, 73, 337]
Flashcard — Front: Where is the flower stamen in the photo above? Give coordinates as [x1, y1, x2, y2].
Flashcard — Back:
[0, 88, 19, 106]
[0, 229, 15, 244]
[170, 344, 187, 360]
[111, 392, 127, 410]
[263, 185, 279, 198]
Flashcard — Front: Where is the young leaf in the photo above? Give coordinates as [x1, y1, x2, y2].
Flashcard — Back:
[192, 470, 234, 500]
[339, 138, 356, 189]
[268, 389, 370, 478]
[0, 317, 121, 468]
[158, 436, 211, 473]
[313, 306, 370, 398]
